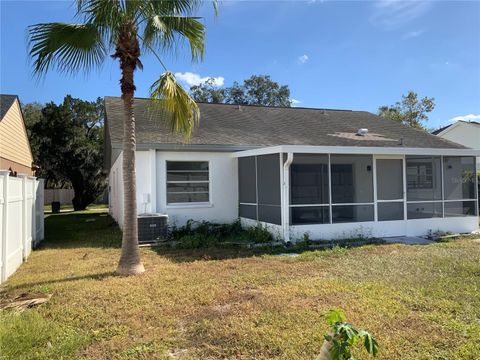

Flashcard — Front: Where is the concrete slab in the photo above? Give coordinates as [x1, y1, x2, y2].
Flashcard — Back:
[383, 236, 434, 245]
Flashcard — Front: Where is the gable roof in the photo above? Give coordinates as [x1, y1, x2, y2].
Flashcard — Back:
[0, 94, 18, 120]
[105, 96, 465, 148]
[0, 94, 34, 170]
[432, 120, 480, 135]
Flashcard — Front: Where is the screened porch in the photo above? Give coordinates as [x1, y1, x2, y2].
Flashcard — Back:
[235, 146, 479, 242]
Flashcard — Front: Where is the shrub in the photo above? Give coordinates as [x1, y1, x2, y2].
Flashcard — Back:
[169, 219, 274, 248]
[244, 223, 273, 244]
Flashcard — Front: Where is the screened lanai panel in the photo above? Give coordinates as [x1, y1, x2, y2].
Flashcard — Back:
[330, 155, 373, 204]
[376, 159, 403, 200]
[238, 156, 256, 204]
[257, 154, 281, 206]
[291, 206, 329, 225]
[257, 154, 281, 225]
[406, 156, 442, 201]
[444, 201, 476, 217]
[443, 156, 476, 200]
[332, 204, 374, 223]
[407, 202, 443, 219]
[290, 154, 329, 205]
[239, 204, 257, 219]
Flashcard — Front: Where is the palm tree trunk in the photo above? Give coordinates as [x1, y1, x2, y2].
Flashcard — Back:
[115, 27, 144, 276]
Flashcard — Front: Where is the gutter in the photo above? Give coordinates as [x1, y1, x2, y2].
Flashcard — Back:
[282, 153, 293, 244]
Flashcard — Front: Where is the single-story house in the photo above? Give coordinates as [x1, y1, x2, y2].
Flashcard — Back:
[0, 94, 35, 176]
[433, 120, 480, 169]
[104, 97, 479, 242]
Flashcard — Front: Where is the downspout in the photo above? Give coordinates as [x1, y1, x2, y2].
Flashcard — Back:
[283, 153, 294, 244]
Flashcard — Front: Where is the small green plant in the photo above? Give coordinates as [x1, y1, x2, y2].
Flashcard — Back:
[245, 223, 273, 244]
[318, 309, 378, 360]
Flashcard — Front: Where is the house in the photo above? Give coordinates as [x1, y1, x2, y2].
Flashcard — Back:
[432, 120, 480, 169]
[104, 97, 479, 242]
[0, 94, 35, 176]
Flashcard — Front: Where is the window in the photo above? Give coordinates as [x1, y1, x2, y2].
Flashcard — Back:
[166, 161, 209, 204]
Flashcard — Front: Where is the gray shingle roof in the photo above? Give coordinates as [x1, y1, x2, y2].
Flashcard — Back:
[0, 94, 18, 120]
[105, 96, 465, 152]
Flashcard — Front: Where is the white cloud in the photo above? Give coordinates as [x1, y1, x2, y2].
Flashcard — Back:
[291, 99, 302, 106]
[449, 114, 480, 123]
[402, 29, 424, 40]
[370, 0, 432, 30]
[297, 54, 309, 64]
[174, 72, 225, 87]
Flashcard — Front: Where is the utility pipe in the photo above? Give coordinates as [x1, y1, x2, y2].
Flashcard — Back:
[282, 153, 294, 244]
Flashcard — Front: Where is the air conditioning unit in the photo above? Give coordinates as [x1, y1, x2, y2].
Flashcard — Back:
[137, 213, 168, 244]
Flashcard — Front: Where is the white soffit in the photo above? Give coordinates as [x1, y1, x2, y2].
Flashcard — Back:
[232, 145, 480, 158]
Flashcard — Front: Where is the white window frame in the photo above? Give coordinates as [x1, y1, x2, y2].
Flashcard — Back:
[165, 160, 211, 207]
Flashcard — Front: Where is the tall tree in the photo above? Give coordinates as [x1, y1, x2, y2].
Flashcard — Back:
[26, 96, 106, 210]
[28, 0, 215, 276]
[378, 91, 435, 130]
[190, 78, 225, 103]
[190, 74, 292, 107]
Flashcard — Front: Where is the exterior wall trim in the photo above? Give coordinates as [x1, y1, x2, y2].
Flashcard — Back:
[232, 145, 480, 158]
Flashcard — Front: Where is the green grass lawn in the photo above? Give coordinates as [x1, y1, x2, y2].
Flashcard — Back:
[43, 203, 108, 215]
[1, 209, 480, 359]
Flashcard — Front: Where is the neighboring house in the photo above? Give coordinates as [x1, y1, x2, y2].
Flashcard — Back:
[104, 97, 479, 242]
[0, 94, 35, 176]
[432, 121, 480, 169]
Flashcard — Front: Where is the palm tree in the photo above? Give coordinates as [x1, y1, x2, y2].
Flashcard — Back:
[28, 0, 215, 275]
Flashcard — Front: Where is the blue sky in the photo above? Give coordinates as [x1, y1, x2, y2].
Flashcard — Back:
[1, 0, 479, 129]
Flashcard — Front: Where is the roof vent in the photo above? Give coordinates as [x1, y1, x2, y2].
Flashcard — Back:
[357, 128, 369, 136]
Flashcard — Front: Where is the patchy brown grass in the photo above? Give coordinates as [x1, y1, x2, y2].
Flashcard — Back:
[1, 209, 479, 359]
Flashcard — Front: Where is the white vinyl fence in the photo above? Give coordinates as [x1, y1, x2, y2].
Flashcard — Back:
[0, 170, 44, 284]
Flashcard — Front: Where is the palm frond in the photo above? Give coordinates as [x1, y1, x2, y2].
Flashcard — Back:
[143, 15, 205, 61]
[28, 22, 107, 76]
[147, 0, 204, 16]
[149, 71, 199, 140]
[138, 0, 209, 61]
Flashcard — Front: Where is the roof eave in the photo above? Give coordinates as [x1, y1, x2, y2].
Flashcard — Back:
[232, 145, 480, 158]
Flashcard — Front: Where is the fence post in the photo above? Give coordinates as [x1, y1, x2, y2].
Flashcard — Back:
[18, 174, 28, 260]
[38, 179, 44, 241]
[29, 176, 36, 246]
[0, 170, 9, 283]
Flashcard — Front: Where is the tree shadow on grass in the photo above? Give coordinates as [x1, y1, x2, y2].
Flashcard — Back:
[3, 271, 116, 292]
[39, 211, 122, 249]
[151, 245, 310, 263]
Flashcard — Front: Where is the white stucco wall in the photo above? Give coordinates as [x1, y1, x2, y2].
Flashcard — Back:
[155, 151, 239, 227]
[437, 122, 480, 167]
[108, 151, 124, 227]
[109, 150, 239, 228]
[289, 216, 479, 241]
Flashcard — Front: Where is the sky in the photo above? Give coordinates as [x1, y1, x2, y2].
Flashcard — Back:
[1, 0, 479, 130]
